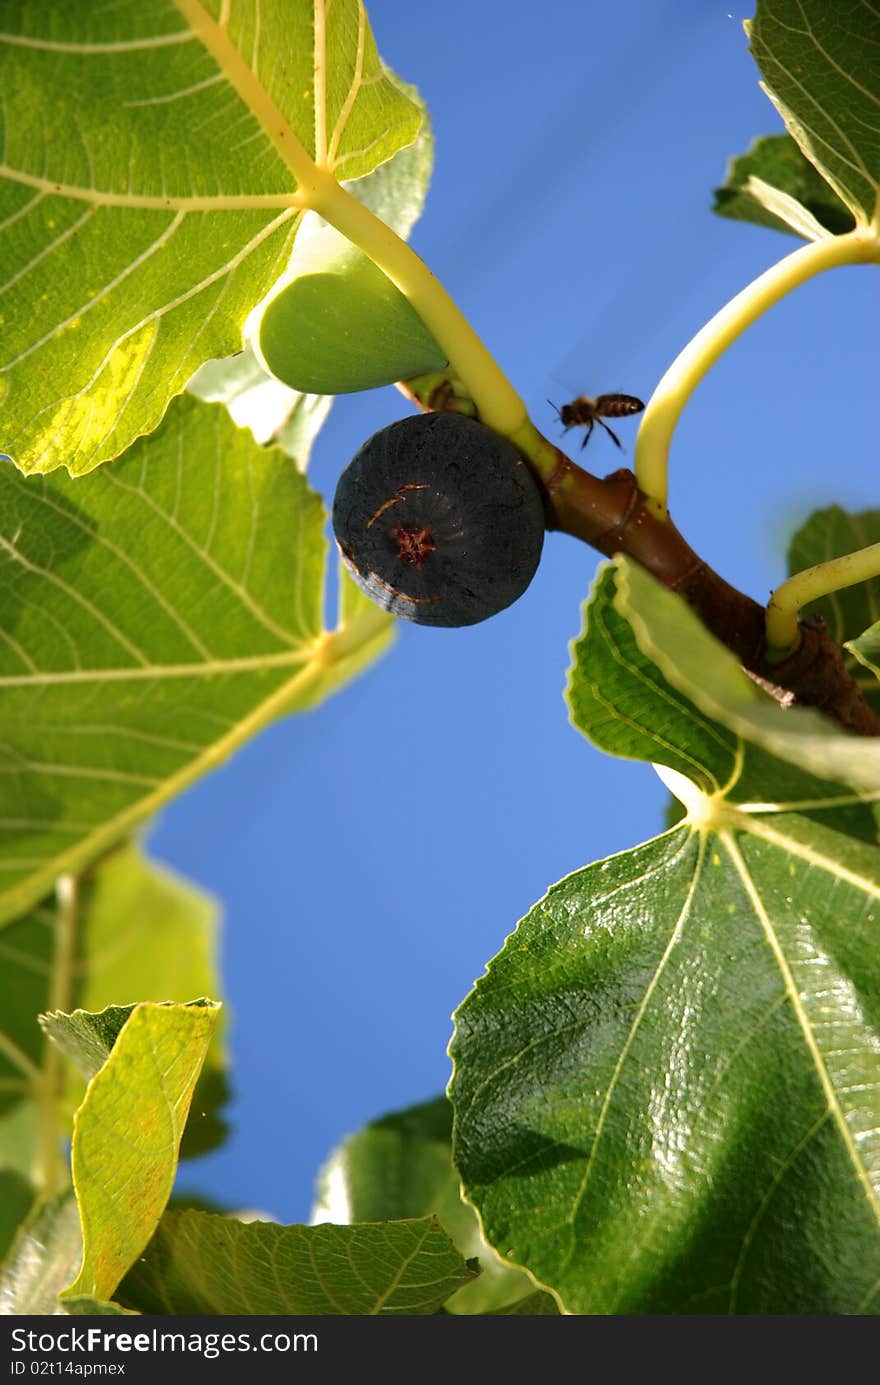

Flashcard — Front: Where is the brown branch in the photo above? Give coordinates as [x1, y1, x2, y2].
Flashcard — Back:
[545, 453, 880, 736]
[400, 377, 878, 735]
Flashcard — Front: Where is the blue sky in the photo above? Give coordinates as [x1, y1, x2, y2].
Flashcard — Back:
[153, 0, 878, 1221]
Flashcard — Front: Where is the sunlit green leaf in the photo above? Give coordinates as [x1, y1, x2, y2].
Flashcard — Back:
[62, 1000, 219, 1301]
[66, 845, 227, 1158]
[254, 80, 441, 395]
[343, 76, 434, 240]
[0, 0, 422, 474]
[0, 845, 227, 1243]
[451, 562, 880, 1314]
[312, 1095, 533, 1314]
[713, 133, 856, 238]
[190, 70, 434, 446]
[119, 1208, 477, 1315]
[0, 394, 392, 929]
[749, 0, 880, 226]
[42, 997, 214, 1083]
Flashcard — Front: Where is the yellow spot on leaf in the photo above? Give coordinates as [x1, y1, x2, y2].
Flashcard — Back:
[34, 320, 159, 474]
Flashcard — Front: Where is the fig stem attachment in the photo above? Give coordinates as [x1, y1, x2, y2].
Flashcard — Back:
[766, 540, 880, 659]
[399, 373, 478, 418]
[634, 230, 880, 521]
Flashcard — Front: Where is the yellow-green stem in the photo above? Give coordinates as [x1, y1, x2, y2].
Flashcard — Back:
[766, 540, 880, 655]
[307, 178, 529, 440]
[35, 874, 78, 1195]
[172, 7, 534, 460]
[635, 230, 880, 519]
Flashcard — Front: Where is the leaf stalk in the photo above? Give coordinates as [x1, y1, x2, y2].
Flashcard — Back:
[767, 541, 880, 656]
[306, 179, 529, 441]
[634, 231, 880, 519]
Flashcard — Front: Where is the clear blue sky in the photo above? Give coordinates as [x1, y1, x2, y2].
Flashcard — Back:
[153, 0, 878, 1222]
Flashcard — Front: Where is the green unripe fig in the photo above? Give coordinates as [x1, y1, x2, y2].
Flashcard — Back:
[253, 226, 446, 395]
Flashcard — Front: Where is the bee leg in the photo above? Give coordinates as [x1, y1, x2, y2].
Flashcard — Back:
[597, 417, 623, 450]
[579, 419, 595, 450]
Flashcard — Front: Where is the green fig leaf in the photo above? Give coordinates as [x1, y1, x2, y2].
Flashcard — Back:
[0, 394, 393, 928]
[451, 561, 880, 1314]
[713, 133, 856, 239]
[119, 1208, 478, 1315]
[0, 0, 422, 474]
[312, 1095, 534, 1314]
[61, 1000, 220, 1301]
[749, 0, 880, 228]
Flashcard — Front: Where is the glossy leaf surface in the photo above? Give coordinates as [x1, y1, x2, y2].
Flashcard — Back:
[451, 562, 880, 1314]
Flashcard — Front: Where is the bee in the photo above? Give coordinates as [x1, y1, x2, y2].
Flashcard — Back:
[550, 393, 645, 451]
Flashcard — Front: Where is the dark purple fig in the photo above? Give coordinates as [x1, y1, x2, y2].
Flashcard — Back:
[332, 412, 546, 627]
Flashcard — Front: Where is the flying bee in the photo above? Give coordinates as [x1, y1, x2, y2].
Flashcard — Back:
[549, 393, 645, 451]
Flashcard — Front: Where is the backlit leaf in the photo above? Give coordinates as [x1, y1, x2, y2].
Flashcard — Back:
[749, 0, 880, 227]
[0, 0, 422, 474]
[713, 133, 856, 238]
[62, 1000, 219, 1301]
[191, 71, 434, 442]
[0, 845, 226, 1250]
[0, 394, 392, 929]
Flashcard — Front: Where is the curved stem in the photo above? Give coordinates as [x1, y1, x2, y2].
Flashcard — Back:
[173, 0, 325, 194]
[306, 180, 529, 441]
[767, 540, 880, 656]
[634, 231, 880, 520]
[35, 874, 78, 1195]
[177, 0, 527, 437]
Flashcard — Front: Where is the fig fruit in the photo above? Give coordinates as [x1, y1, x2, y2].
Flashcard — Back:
[332, 413, 545, 627]
[254, 232, 447, 395]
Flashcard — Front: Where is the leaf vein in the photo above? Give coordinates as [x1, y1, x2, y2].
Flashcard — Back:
[721, 831, 880, 1225]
